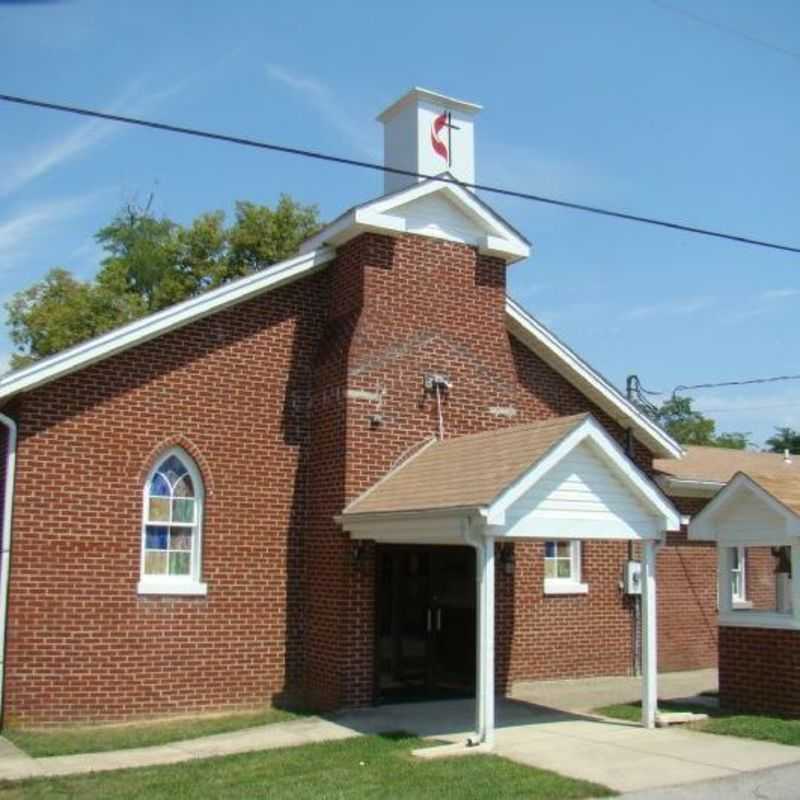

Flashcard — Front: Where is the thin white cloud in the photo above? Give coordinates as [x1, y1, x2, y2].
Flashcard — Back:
[266, 64, 380, 159]
[0, 76, 192, 199]
[0, 190, 107, 267]
[622, 296, 716, 321]
[761, 288, 800, 301]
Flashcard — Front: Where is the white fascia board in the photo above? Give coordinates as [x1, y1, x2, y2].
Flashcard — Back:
[0, 248, 335, 402]
[688, 472, 800, 542]
[300, 179, 530, 264]
[655, 475, 724, 499]
[377, 87, 482, 122]
[486, 416, 680, 534]
[505, 297, 683, 459]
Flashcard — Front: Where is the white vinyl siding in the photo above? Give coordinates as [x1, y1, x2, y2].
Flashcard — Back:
[504, 441, 660, 540]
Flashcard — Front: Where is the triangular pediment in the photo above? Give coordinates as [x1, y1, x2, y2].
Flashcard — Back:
[299, 175, 530, 263]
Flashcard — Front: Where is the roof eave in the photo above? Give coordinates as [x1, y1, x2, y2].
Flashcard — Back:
[0, 248, 335, 403]
[505, 298, 683, 460]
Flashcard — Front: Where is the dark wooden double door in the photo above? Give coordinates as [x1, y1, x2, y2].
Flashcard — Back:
[376, 546, 476, 701]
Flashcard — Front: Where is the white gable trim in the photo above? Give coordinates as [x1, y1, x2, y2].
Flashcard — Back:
[505, 297, 683, 459]
[0, 248, 335, 402]
[299, 177, 530, 263]
[485, 416, 680, 538]
[688, 472, 800, 544]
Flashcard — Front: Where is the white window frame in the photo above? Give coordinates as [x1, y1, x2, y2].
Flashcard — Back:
[138, 447, 207, 596]
[543, 540, 588, 595]
[731, 546, 749, 607]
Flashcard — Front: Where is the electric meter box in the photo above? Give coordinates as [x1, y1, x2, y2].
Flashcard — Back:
[624, 560, 642, 595]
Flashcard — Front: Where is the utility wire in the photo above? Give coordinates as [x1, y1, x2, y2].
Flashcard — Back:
[651, 0, 800, 62]
[2, 92, 800, 255]
[673, 374, 800, 398]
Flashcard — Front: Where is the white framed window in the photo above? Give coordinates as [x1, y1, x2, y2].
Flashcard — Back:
[138, 448, 207, 596]
[731, 546, 747, 605]
[543, 540, 588, 595]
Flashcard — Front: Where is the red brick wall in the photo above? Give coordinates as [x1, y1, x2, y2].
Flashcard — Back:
[2, 228, 721, 724]
[304, 232, 663, 704]
[719, 626, 800, 716]
[3, 272, 328, 725]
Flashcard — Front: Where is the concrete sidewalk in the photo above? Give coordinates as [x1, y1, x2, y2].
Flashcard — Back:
[0, 670, 797, 795]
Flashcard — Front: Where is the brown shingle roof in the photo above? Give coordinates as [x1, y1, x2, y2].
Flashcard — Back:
[343, 414, 589, 516]
[744, 472, 800, 518]
[655, 446, 800, 485]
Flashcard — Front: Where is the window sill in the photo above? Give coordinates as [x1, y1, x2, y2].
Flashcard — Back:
[137, 580, 207, 597]
[732, 600, 753, 609]
[544, 581, 588, 596]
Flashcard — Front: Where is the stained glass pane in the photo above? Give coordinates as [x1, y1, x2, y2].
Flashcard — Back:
[169, 552, 191, 575]
[145, 526, 168, 550]
[556, 542, 571, 557]
[544, 542, 556, 558]
[544, 560, 556, 578]
[160, 455, 187, 487]
[172, 498, 194, 524]
[169, 529, 192, 551]
[150, 473, 170, 497]
[557, 559, 571, 578]
[174, 475, 195, 498]
[144, 551, 168, 575]
[148, 497, 170, 522]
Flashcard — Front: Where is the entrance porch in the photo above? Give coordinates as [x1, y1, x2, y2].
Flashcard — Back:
[339, 414, 681, 746]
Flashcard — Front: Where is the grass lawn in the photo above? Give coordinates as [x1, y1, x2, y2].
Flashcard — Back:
[596, 701, 800, 747]
[0, 733, 615, 800]
[4, 707, 299, 757]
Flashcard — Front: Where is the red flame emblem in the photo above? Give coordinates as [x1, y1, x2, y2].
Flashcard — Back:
[431, 111, 449, 162]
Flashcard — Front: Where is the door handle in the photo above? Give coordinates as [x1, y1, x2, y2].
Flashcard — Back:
[436, 608, 442, 631]
[427, 608, 432, 632]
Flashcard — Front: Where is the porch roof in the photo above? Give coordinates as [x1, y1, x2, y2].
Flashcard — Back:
[340, 414, 679, 543]
[343, 414, 588, 516]
[688, 470, 800, 544]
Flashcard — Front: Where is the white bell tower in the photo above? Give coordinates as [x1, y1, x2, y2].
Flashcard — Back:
[377, 87, 482, 195]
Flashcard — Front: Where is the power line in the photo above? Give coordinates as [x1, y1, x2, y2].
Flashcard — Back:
[673, 374, 800, 398]
[651, 0, 800, 62]
[2, 92, 800, 255]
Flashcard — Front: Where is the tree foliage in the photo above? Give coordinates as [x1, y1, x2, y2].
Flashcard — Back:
[765, 427, 800, 455]
[643, 395, 750, 449]
[5, 195, 320, 369]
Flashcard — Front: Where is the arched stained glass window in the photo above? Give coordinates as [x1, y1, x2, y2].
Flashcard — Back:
[139, 448, 206, 595]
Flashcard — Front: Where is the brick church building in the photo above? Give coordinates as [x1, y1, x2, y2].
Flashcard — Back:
[0, 88, 789, 735]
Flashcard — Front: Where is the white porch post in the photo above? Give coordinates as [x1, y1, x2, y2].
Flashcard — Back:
[475, 535, 496, 746]
[641, 539, 658, 729]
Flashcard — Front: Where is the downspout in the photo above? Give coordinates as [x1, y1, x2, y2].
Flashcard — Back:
[0, 412, 17, 727]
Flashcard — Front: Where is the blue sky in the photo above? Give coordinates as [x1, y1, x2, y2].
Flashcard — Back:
[1, 0, 798, 447]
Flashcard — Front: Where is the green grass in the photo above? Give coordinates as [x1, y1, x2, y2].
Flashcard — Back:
[0, 733, 615, 800]
[596, 701, 800, 747]
[4, 707, 299, 757]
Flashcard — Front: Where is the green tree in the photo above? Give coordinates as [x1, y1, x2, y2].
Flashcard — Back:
[648, 395, 750, 449]
[4, 195, 320, 369]
[765, 427, 800, 455]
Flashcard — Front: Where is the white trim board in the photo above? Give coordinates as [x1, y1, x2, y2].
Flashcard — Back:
[505, 298, 682, 459]
[0, 249, 335, 401]
[0, 204, 680, 462]
[298, 176, 531, 264]
[688, 471, 800, 544]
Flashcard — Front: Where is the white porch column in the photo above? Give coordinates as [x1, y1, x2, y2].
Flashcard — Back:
[475, 535, 496, 746]
[641, 539, 658, 729]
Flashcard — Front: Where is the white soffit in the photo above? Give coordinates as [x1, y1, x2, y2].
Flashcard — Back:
[298, 177, 530, 264]
[505, 297, 683, 460]
[0, 248, 335, 402]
